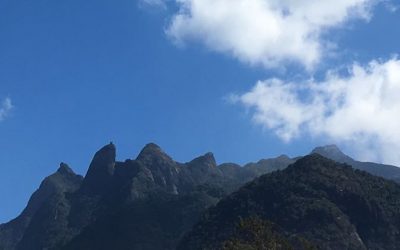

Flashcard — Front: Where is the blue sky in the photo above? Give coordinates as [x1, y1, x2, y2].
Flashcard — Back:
[0, 0, 399, 223]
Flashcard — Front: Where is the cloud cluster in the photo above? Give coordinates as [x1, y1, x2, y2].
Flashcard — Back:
[145, 0, 399, 164]
[234, 59, 400, 164]
[0, 98, 13, 122]
[166, 0, 374, 69]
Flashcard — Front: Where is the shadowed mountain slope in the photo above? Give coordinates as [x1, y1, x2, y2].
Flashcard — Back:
[2, 144, 400, 250]
[0, 143, 292, 250]
[178, 154, 400, 250]
[0, 164, 82, 250]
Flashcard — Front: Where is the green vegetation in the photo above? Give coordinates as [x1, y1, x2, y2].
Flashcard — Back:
[179, 154, 400, 250]
[3, 144, 400, 250]
[223, 217, 316, 250]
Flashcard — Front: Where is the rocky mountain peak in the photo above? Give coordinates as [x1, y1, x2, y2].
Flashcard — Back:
[136, 143, 174, 164]
[97, 142, 116, 158]
[57, 162, 75, 176]
[140, 142, 162, 152]
[80, 143, 116, 194]
[87, 142, 116, 173]
[189, 152, 217, 169]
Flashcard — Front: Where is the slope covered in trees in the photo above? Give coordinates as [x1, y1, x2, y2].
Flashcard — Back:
[179, 154, 400, 250]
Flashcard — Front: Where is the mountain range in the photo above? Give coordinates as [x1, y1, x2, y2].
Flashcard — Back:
[1, 143, 400, 250]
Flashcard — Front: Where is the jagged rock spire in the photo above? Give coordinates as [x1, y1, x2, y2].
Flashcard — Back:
[80, 143, 116, 195]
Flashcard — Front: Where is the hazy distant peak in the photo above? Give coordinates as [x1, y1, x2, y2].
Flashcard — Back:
[312, 144, 341, 154]
[276, 154, 290, 160]
[311, 144, 353, 163]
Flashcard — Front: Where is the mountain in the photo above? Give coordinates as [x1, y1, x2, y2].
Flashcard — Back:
[178, 154, 400, 250]
[0, 164, 82, 250]
[2, 143, 400, 250]
[312, 145, 400, 181]
[0, 143, 292, 250]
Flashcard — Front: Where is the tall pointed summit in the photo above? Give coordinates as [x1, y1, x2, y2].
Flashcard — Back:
[80, 143, 116, 195]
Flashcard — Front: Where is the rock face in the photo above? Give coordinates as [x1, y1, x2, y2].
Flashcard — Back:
[0, 143, 293, 250]
[0, 163, 82, 250]
[2, 143, 400, 250]
[80, 143, 116, 195]
[179, 154, 400, 250]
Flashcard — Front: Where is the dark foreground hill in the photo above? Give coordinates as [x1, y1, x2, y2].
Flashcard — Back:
[0, 143, 293, 250]
[178, 154, 400, 250]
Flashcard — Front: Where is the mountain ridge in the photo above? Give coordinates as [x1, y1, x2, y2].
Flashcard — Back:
[1, 143, 400, 250]
[179, 154, 400, 250]
[1, 142, 296, 250]
[312, 144, 400, 180]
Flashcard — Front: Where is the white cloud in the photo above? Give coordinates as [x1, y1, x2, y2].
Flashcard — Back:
[234, 58, 400, 165]
[0, 97, 13, 121]
[166, 0, 375, 69]
[147, 0, 398, 164]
